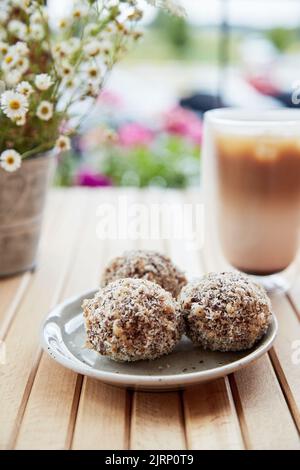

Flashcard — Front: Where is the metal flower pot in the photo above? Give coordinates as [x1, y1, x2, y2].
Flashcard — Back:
[0, 154, 54, 277]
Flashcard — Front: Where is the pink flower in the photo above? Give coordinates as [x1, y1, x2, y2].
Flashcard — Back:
[118, 123, 154, 148]
[163, 107, 203, 145]
[97, 90, 123, 108]
[75, 169, 113, 187]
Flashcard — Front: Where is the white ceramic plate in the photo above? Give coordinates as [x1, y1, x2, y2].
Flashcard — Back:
[41, 289, 278, 391]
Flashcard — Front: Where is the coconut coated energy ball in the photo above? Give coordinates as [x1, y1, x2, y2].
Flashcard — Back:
[179, 271, 272, 352]
[83, 278, 183, 362]
[101, 250, 187, 298]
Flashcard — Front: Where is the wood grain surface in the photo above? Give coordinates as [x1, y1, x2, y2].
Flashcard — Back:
[0, 188, 299, 450]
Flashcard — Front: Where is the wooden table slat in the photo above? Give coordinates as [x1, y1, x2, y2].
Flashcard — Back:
[231, 356, 299, 449]
[130, 392, 186, 450]
[184, 378, 244, 450]
[201, 214, 300, 450]
[0, 190, 87, 450]
[164, 190, 245, 450]
[1, 188, 299, 450]
[287, 253, 300, 321]
[0, 274, 31, 339]
[15, 190, 129, 450]
[70, 189, 139, 450]
[128, 190, 187, 450]
[268, 294, 300, 432]
[72, 379, 130, 450]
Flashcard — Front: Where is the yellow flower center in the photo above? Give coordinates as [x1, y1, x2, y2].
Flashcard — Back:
[10, 100, 21, 110]
[41, 106, 49, 114]
[5, 56, 13, 64]
[89, 69, 97, 77]
[7, 156, 14, 165]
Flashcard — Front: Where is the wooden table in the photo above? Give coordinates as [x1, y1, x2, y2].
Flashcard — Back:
[0, 188, 300, 450]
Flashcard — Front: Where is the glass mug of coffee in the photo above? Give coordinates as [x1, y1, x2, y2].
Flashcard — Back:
[203, 109, 300, 291]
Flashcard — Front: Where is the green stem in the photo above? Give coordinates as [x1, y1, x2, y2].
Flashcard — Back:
[22, 141, 54, 159]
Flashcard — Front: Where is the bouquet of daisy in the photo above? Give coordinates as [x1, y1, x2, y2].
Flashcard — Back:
[0, 0, 184, 172]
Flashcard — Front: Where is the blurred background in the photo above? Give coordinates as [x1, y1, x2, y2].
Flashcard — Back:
[51, 0, 300, 188]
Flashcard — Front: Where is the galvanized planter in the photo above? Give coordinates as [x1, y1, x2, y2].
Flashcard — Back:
[0, 154, 54, 277]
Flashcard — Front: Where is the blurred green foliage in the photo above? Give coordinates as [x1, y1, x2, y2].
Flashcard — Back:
[152, 11, 191, 57]
[100, 134, 200, 188]
[126, 20, 241, 64]
[127, 11, 300, 64]
[266, 27, 299, 52]
[54, 152, 76, 187]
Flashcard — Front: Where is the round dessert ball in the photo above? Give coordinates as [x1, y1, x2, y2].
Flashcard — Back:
[101, 250, 187, 298]
[83, 278, 183, 362]
[179, 271, 272, 352]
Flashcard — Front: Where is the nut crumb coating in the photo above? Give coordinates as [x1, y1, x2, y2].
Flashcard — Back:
[83, 278, 183, 362]
[179, 271, 272, 352]
[101, 250, 187, 298]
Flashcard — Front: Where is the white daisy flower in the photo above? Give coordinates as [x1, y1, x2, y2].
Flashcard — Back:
[100, 39, 111, 54]
[0, 42, 9, 56]
[85, 81, 99, 98]
[29, 23, 45, 41]
[8, 20, 27, 40]
[36, 100, 53, 121]
[16, 81, 33, 97]
[14, 41, 29, 56]
[1, 51, 18, 71]
[65, 37, 81, 54]
[0, 149, 22, 172]
[58, 61, 74, 79]
[11, 0, 26, 7]
[0, 9, 9, 25]
[12, 0, 32, 10]
[86, 64, 101, 82]
[1, 90, 28, 119]
[35, 73, 53, 91]
[145, 0, 185, 16]
[16, 56, 29, 74]
[30, 11, 41, 24]
[105, 0, 118, 6]
[3, 70, 21, 87]
[57, 40, 79, 58]
[72, 4, 89, 19]
[4, 69, 22, 87]
[58, 41, 71, 57]
[55, 135, 71, 153]
[168, 2, 186, 17]
[0, 5, 9, 24]
[62, 78, 76, 90]
[15, 114, 26, 126]
[84, 40, 102, 57]
[0, 28, 7, 41]
[58, 18, 69, 29]
[84, 23, 99, 37]
[51, 43, 63, 58]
